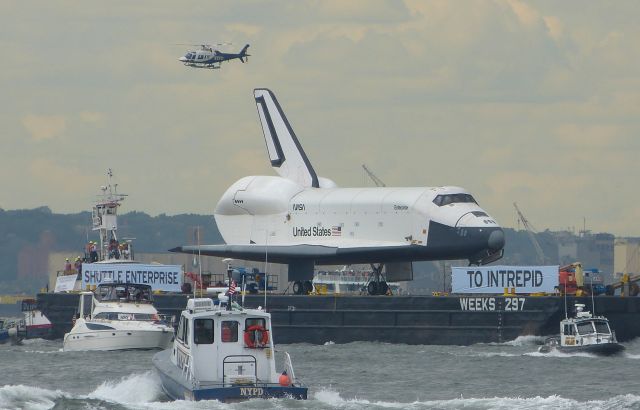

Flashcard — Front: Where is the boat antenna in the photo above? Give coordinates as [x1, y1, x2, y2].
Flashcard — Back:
[564, 271, 568, 320]
[590, 274, 596, 316]
[226, 260, 233, 311]
[241, 269, 246, 307]
[197, 226, 202, 299]
[264, 229, 269, 310]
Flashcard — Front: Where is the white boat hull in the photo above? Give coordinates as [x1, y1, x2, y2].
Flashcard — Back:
[63, 326, 173, 351]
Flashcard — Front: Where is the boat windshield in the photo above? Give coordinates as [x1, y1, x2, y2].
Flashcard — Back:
[93, 312, 157, 321]
[593, 320, 611, 334]
[96, 284, 153, 303]
[576, 321, 595, 335]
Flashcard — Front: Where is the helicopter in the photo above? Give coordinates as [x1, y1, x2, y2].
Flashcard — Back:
[178, 43, 250, 69]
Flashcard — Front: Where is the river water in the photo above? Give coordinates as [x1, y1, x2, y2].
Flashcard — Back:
[1, 336, 640, 409]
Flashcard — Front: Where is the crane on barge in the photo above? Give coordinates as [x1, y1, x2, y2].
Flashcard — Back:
[513, 202, 546, 265]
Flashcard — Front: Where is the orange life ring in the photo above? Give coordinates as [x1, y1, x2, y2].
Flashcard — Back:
[244, 325, 269, 348]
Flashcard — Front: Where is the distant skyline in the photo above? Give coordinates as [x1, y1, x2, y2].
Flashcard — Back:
[2, 1, 640, 236]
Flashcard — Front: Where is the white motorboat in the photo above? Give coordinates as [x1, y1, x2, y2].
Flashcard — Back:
[153, 297, 307, 402]
[63, 282, 173, 351]
[539, 303, 624, 356]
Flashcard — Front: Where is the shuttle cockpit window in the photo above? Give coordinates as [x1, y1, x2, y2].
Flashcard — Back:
[433, 194, 478, 206]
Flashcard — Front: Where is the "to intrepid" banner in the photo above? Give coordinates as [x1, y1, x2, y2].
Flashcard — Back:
[451, 265, 559, 294]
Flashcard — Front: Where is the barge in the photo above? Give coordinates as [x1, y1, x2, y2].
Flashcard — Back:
[36, 292, 640, 345]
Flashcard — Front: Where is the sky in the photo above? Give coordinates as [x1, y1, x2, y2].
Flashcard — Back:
[1, 1, 640, 236]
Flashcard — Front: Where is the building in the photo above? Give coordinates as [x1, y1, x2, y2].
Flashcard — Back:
[553, 230, 615, 282]
[614, 238, 640, 278]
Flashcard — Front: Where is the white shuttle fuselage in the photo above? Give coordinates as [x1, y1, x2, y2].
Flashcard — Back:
[216, 176, 499, 254]
[172, 89, 505, 284]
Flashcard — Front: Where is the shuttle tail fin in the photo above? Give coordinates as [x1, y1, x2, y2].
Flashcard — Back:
[254, 89, 319, 188]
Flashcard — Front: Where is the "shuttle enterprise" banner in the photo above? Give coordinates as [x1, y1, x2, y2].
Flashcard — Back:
[451, 265, 559, 294]
[82, 263, 183, 292]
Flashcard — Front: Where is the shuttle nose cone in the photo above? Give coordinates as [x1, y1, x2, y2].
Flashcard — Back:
[488, 229, 505, 251]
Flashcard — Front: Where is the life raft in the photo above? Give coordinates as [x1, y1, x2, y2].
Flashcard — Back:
[244, 325, 269, 348]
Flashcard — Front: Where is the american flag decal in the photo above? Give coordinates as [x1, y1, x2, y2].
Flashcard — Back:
[228, 280, 237, 295]
[331, 226, 342, 236]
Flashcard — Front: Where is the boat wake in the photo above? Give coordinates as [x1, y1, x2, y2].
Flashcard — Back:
[0, 372, 175, 410]
[496, 335, 547, 346]
[475, 335, 546, 348]
[524, 350, 597, 358]
[1, 379, 640, 410]
[313, 390, 640, 410]
[88, 370, 164, 404]
[0, 384, 67, 410]
[472, 351, 522, 358]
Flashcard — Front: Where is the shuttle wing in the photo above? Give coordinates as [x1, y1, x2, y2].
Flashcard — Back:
[254, 88, 319, 188]
[170, 241, 412, 266]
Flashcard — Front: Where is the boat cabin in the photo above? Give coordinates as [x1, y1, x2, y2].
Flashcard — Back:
[172, 298, 281, 387]
[560, 304, 616, 347]
[76, 283, 159, 323]
[95, 283, 153, 304]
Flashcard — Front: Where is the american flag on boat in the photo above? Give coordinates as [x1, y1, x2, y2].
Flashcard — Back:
[331, 225, 342, 236]
[228, 280, 237, 295]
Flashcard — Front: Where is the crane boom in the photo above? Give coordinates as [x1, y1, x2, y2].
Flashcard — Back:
[513, 202, 546, 265]
[362, 164, 386, 187]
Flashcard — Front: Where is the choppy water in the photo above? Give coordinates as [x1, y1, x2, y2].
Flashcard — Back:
[1, 336, 640, 409]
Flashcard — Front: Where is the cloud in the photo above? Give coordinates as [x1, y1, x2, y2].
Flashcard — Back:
[28, 158, 97, 195]
[79, 111, 105, 124]
[21, 114, 66, 141]
[554, 123, 623, 148]
[543, 16, 563, 40]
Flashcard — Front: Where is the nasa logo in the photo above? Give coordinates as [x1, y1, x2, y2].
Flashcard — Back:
[393, 205, 408, 211]
[293, 203, 305, 211]
[234, 199, 244, 205]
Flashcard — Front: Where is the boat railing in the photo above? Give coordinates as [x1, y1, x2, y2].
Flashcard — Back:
[158, 314, 175, 327]
[314, 273, 370, 283]
[283, 351, 297, 384]
[195, 380, 295, 389]
[222, 355, 257, 386]
[544, 336, 559, 347]
[181, 354, 196, 384]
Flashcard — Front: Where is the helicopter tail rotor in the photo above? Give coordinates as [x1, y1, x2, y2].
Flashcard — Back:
[239, 44, 250, 63]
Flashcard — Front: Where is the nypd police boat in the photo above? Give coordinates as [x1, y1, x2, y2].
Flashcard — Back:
[153, 297, 307, 402]
[539, 303, 624, 356]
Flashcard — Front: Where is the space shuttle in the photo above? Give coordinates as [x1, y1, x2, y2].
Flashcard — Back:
[171, 89, 505, 293]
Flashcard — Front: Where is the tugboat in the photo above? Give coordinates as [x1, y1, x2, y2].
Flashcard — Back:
[15, 299, 53, 340]
[63, 282, 173, 351]
[539, 303, 624, 355]
[153, 296, 307, 402]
